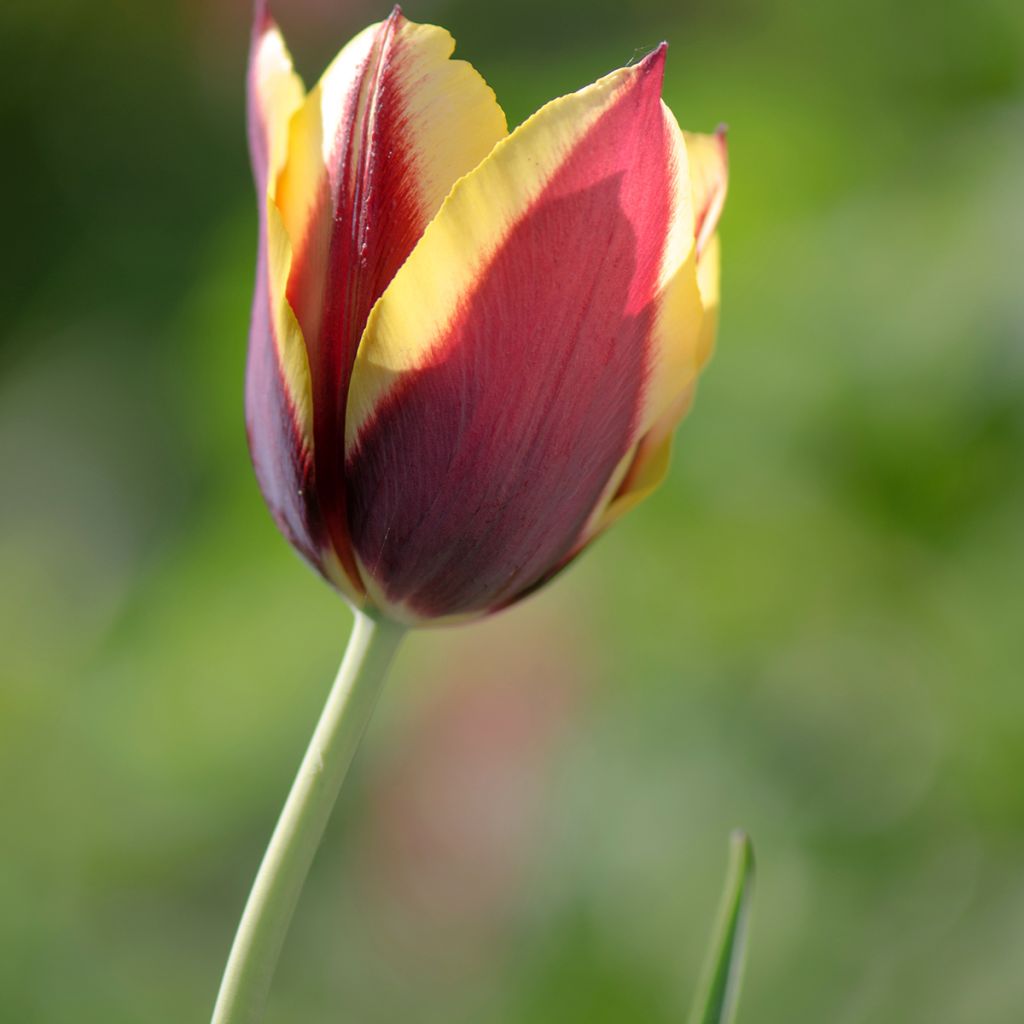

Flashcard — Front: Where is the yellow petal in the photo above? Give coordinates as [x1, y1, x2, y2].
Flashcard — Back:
[264, 199, 314, 441]
[593, 233, 722, 534]
[247, 12, 305, 198]
[587, 138, 726, 537]
[696, 231, 722, 365]
[684, 128, 729, 258]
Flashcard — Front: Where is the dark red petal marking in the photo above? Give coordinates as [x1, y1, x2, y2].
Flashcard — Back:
[346, 52, 673, 618]
[286, 12, 431, 589]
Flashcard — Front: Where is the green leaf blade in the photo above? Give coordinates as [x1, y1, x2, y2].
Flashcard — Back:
[687, 830, 756, 1024]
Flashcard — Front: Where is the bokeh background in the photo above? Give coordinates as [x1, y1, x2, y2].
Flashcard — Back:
[2, 0, 1023, 1020]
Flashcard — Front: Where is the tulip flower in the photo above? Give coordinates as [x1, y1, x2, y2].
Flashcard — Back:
[213, 7, 730, 1023]
[245, 3, 727, 626]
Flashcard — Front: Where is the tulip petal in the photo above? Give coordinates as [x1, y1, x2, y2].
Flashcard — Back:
[596, 239, 723, 532]
[685, 128, 729, 259]
[275, 8, 508, 590]
[246, 8, 335, 581]
[626, 120, 728, 466]
[695, 230, 722, 362]
[345, 47, 691, 621]
[588, 125, 727, 534]
[247, 2, 304, 200]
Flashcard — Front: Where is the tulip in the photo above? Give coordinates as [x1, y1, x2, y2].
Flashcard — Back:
[246, 3, 728, 626]
[214, 9, 731, 1022]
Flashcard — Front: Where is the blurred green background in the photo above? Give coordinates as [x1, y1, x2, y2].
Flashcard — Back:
[2, 0, 1023, 1020]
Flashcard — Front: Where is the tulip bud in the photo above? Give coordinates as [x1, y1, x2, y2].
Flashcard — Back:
[246, 4, 727, 625]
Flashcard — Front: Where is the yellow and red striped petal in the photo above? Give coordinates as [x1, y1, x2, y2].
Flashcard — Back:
[245, 6, 333, 582]
[274, 7, 507, 593]
[344, 46, 694, 622]
[684, 128, 729, 259]
[625, 126, 727, 456]
[247, 2, 304, 201]
[591, 142, 726, 536]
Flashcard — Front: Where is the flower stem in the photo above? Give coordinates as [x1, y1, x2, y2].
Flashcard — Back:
[211, 610, 405, 1024]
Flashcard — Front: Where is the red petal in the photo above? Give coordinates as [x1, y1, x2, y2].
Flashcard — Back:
[345, 50, 675, 619]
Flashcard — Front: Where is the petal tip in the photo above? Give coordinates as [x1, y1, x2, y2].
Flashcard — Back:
[631, 42, 666, 89]
[644, 41, 668, 66]
[715, 124, 729, 163]
[252, 0, 273, 36]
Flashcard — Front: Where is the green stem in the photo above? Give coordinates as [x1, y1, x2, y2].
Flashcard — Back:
[211, 610, 405, 1024]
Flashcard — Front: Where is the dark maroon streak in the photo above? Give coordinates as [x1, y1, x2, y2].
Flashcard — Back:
[346, 53, 672, 618]
[286, 10, 427, 589]
[245, 9, 327, 577]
